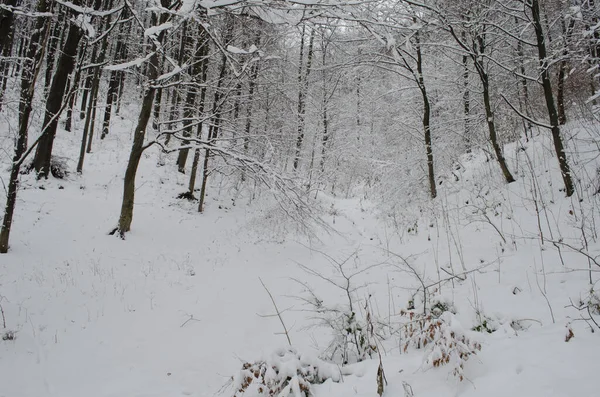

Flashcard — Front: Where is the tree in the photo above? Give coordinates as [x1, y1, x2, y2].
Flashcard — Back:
[32, 0, 87, 178]
[112, 0, 173, 236]
[0, 0, 52, 253]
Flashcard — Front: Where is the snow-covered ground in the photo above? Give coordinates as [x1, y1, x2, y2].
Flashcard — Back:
[1, 108, 599, 397]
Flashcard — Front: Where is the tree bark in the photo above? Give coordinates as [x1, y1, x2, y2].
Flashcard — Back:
[414, 31, 437, 198]
[113, 1, 171, 236]
[293, 26, 315, 171]
[0, 0, 51, 253]
[460, 26, 515, 184]
[0, 0, 17, 111]
[557, 18, 575, 125]
[531, 0, 574, 197]
[32, 0, 84, 178]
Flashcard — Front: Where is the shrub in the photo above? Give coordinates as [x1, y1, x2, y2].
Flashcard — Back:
[400, 310, 481, 381]
[232, 348, 341, 397]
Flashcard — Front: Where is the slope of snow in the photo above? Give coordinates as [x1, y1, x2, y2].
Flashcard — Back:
[0, 103, 599, 397]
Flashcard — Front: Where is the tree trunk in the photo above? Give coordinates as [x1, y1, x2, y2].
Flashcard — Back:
[462, 31, 471, 151]
[515, 15, 532, 139]
[557, 18, 575, 125]
[176, 23, 200, 173]
[32, 1, 84, 178]
[472, 31, 515, 184]
[101, 11, 128, 139]
[197, 18, 234, 212]
[44, 13, 63, 95]
[531, 0, 574, 197]
[65, 42, 87, 132]
[481, 71, 515, 183]
[293, 26, 315, 171]
[0, 0, 51, 253]
[113, 2, 171, 236]
[0, 0, 17, 110]
[414, 31, 437, 198]
[187, 37, 210, 196]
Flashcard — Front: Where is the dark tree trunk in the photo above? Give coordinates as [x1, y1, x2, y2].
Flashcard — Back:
[101, 69, 119, 138]
[414, 31, 437, 199]
[462, 31, 471, 151]
[0, 0, 17, 112]
[531, 0, 575, 197]
[113, 1, 171, 236]
[0, 0, 17, 56]
[176, 22, 199, 173]
[101, 10, 128, 139]
[293, 26, 315, 171]
[472, 31, 515, 184]
[198, 49, 229, 213]
[0, 0, 51, 253]
[44, 13, 63, 95]
[515, 15, 532, 139]
[557, 18, 575, 126]
[77, 0, 112, 171]
[481, 71, 515, 183]
[197, 18, 234, 212]
[32, 2, 84, 178]
[187, 33, 210, 196]
[65, 42, 87, 132]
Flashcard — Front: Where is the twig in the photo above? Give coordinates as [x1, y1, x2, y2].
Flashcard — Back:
[180, 314, 201, 328]
[259, 278, 292, 346]
[0, 301, 6, 329]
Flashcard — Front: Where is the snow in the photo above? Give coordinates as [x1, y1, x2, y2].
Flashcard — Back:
[227, 45, 258, 55]
[104, 53, 154, 71]
[74, 14, 96, 38]
[1, 99, 599, 397]
[157, 66, 183, 82]
[144, 22, 174, 39]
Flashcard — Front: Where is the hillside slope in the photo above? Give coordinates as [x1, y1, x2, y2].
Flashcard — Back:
[1, 114, 599, 397]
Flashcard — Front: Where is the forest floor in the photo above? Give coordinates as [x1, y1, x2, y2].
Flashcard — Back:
[1, 105, 599, 397]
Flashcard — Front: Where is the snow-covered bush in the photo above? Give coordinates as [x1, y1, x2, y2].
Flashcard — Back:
[297, 289, 382, 365]
[232, 347, 341, 397]
[400, 310, 481, 381]
[294, 251, 388, 365]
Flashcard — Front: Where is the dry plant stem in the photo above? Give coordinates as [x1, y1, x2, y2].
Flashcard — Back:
[540, 238, 600, 269]
[0, 301, 5, 328]
[534, 256, 555, 324]
[259, 277, 292, 346]
[180, 314, 201, 328]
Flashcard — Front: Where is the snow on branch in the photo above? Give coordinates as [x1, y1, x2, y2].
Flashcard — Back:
[227, 44, 258, 55]
[73, 14, 96, 38]
[150, 134, 328, 232]
[56, 0, 124, 16]
[144, 22, 174, 38]
[0, 4, 53, 17]
[104, 53, 154, 71]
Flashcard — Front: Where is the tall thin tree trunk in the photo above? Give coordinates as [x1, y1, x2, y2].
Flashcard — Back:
[557, 18, 575, 125]
[32, 1, 84, 178]
[0, 0, 17, 110]
[113, 1, 171, 236]
[44, 13, 63, 96]
[531, 0, 575, 196]
[414, 31, 437, 199]
[481, 70, 515, 183]
[515, 15, 532, 139]
[187, 38, 210, 196]
[473, 32, 515, 184]
[293, 26, 315, 171]
[0, 0, 51, 253]
[198, 18, 234, 212]
[101, 11, 128, 139]
[462, 31, 471, 151]
[65, 42, 87, 132]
